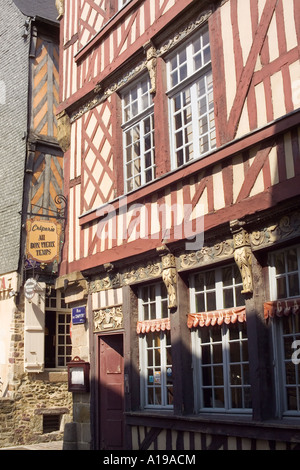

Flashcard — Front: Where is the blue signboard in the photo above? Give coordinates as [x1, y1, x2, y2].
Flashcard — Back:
[72, 306, 86, 325]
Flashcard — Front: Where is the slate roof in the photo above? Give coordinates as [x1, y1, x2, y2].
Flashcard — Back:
[13, 0, 58, 23]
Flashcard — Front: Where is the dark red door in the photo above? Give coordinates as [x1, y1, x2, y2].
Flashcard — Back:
[99, 334, 124, 450]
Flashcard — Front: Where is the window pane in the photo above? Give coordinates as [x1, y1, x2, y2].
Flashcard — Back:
[213, 366, 224, 386]
[214, 389, 224, 408]
[277, 277, 287, 299]
[274, 252, 286, 274]
[213, 343, 222, 363]
[203, 387, 212, 407]
[207, 291, 216, 311]
[235, 286, 244, 307]
[196, 293, 205, 312]
[205, 270, 215, 289]
[195, 273, 204, 291]
[223, 288, 234, 309]
[222, 266, 232, 286]
[202, 345, 211, 365]
[287, 249, 298, 272]
[287, 388, 298, 410]
[289, 273, 300, 297]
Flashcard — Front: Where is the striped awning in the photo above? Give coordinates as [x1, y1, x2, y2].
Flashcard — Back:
[187, 306, 246, 328]
[136, 317, 171, 334]
[264, 298, 300, 319]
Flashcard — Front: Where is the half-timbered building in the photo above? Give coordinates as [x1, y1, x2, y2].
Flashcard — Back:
[56, 0, 300, 450]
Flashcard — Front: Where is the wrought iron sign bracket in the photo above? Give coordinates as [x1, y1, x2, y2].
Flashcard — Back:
[20, 195, 68, 220]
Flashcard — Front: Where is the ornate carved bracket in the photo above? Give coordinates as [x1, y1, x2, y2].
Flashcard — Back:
[56, 110, 71, 152]
[230, 220, 253, 294]
[89, 263, 121, 293]
[144, 41, 157, 94]
[55, 0, 64, 19]
[157, 245, 177, 310]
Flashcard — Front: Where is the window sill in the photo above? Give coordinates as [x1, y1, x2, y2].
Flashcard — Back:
[125, 411, 300, 442]
[37, 369, 68, 383]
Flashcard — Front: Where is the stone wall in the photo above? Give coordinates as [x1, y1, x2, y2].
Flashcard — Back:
[0, 398, 15, 447]
[0, 289, 73, 448]
[0, 371, 73, 448]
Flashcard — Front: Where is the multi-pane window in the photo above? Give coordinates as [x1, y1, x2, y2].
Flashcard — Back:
[122, 76, 155, 192]
[269, 246, 300, 415]
[138, 283, 173, 408]
[271, 247, 300, 299]
[193, 265, 244, 313]
[190, 265, 251, 412]
[167, 28, 216, 168]
[45, 287, 71, 368]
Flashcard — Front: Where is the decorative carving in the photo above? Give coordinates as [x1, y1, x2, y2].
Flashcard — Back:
[144, 41, 157, 94]
[89, 273, 120, 293]
[121, 261, 162, 285]
[157, 246, 177, 310]
[179, 239, 234, 270]
[233, 246, 253, 294]
[157, 10, 212, 56]
[230, 220, 253, 294]
[55, 0, 64, 19]
[56, 110, 70, 152]
[103, 61, 147, 98]
[250, 212, 300, 249]
[94, 306, 123, 332]
[90, 260, 162, 293]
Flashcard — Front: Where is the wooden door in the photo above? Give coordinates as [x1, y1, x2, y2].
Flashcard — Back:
[98, 334, 124, 450]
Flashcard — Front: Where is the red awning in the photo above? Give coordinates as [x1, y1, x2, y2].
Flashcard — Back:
[136, 317, 171, 334]
[187, 306, 246, 328]
[264, 298, 300, 319]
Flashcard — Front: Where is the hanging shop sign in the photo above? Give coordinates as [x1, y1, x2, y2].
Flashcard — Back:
[26, 218, 61, 264]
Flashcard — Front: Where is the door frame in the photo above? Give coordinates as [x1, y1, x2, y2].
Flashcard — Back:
[93, 331, 125, 450]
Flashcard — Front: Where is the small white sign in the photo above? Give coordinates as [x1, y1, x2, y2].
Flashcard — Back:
[70, 367, 85, 385]
[24, 278, 38, 300]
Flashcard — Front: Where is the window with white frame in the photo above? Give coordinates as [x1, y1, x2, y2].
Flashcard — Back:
[118, 0, 131, 10]
[122, 76, 155, 193]
[167, 27, 216, 169]
[45, 287, 71, 368]
[138, 282, 173, 408]
[190, 264, 251, 412]
[269, 245, 300, 415]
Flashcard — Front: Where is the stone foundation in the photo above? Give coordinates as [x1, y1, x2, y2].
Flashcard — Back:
[0, 371, 72, 448]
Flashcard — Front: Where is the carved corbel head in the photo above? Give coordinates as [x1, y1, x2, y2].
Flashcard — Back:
[156, 245, 177, 310]
[143, 40, 157, 95]
[230, 220, 253, 294]
[55, 0, 64, 19]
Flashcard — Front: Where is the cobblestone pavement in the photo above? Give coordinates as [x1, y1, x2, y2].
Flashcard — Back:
[0, 441, 63, 450]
